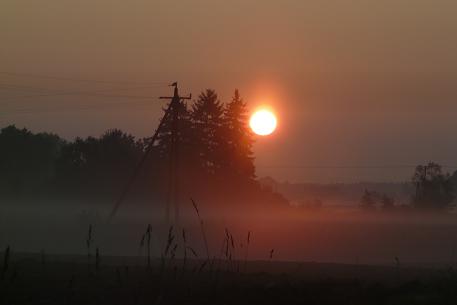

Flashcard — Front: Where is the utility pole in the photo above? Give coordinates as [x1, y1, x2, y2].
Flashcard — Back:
[108, 82, 191, 224]
[160, 83, 191, 225]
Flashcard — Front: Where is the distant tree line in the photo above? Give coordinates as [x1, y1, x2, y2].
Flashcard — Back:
[0, 89, 286, 209]
[411, 162, 455, 209]
[360, 162, 456, 211]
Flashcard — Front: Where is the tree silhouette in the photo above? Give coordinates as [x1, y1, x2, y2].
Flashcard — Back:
[381, 194, 395, 210]
[156, 99, 192, 161]
[360, 189, 376, 210]
[0, 125, 63, 197]
[55, 129, 143, 200]
[191, 89, 225, 175]
[222, 89, 255, 180]
[412, 162, 454, 210]
[0, 88, 288, 208]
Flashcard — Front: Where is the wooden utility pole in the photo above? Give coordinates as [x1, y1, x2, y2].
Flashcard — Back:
[108, 82, 191, 224]
[160, 83, 191, 225]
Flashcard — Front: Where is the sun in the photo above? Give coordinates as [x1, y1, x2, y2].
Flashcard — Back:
[249, 109, 277, 136]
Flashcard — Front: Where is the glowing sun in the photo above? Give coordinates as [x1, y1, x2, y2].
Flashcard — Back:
[249, 109, 277, 136]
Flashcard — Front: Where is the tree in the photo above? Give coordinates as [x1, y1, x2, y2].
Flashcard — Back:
[412, 162, 454, 210]
[55, 129, 144, 200]
[381, 194, 395, 210]
[190, 89, 225, 175]
[222, 89, 255, 180]
[0, 125, 63, 197]
[153, 99, 196, 191]
[98, 129, 143, 174]
[360, 189, 376, 210]
[156, 99, 192, 161]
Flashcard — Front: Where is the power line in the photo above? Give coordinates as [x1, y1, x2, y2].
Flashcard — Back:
[0, 71, 170, 86]
[0, 100, 160, 116]
[1, 90, 156, 102]
[0, 76, 174, 115]
[0, 83, 152, 94]
[0, 83, 56, 92]
[0, 84, 163, 108]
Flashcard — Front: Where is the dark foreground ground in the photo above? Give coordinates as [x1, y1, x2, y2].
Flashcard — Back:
[2, 253, 457, 305]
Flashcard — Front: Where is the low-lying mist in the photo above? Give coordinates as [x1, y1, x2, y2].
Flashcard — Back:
[2, 200, 457, 268]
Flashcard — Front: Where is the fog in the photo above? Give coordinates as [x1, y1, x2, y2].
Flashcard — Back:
[2, 200, 457, 268]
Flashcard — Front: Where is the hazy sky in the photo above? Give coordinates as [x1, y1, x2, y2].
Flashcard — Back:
[2, 0, 457, 182]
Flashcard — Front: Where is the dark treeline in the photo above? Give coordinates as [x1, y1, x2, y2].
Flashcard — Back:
[262, 162, 457, 212]
[0, 89, 286, 209]
[359, 162, 456, 211]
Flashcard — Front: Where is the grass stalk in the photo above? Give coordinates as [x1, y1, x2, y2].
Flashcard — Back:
[190, 198, 210, 261]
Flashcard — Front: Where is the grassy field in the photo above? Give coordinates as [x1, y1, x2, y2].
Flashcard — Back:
[3, 205, 457, 304]
[2, 252, 457, 305]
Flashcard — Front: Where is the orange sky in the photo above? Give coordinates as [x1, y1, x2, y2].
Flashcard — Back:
[2, 0, 457, 182]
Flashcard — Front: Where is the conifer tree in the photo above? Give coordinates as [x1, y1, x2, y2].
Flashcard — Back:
[191, 89, 225, 174]
[156, 99, 193, 161]
[222, 89, 255, 180]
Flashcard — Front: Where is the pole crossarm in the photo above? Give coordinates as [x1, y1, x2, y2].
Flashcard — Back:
[159, 95, 192, 100]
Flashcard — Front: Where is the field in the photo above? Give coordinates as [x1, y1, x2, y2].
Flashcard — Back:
[3, 204, 457, 304]
[3, 204, 457, 265]
[2, 252, 457, 305]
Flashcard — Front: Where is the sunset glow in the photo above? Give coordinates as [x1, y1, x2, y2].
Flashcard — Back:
[249, 109, 277, 136]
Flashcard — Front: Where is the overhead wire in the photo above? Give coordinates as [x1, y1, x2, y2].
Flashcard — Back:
[0, 71, 169, 86]
[0, 75, 170, 114]
[0, 85, 161, 102]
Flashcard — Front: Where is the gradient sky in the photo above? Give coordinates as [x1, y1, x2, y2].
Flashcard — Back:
[2, 0, 457, 182]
